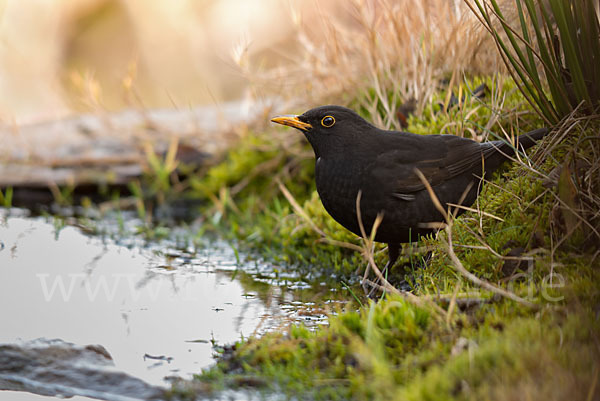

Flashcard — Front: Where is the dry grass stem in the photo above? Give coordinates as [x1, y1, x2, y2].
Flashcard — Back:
[446, 279, 462, 327]
[446, 225, 537, 308]
[415, 164, 538, 308]
[354, 191, 446, 317]
[446, 203, 505, 221]
[277, 179, 363, 253]
[413, 168, 449, 220]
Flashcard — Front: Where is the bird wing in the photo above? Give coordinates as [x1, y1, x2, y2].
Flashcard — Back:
[369, 134, 496, 199]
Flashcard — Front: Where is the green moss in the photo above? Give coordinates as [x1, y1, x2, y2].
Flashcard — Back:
[401, 311, 600, 401]
[205, 296, 445, 400]
[199, 289, 599, 400]
[190, 134, 284, 196]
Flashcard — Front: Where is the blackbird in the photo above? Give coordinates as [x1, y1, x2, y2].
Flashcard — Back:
[271, 105, 548, 271]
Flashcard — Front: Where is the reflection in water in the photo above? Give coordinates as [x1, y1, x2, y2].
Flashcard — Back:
[0, 209, 346, 393]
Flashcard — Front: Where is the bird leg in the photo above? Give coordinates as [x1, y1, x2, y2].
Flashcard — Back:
[384, 243, 401, 275]
[364, 243, 401, 298]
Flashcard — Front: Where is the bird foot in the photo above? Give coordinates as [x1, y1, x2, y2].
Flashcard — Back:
[365, 263, 391, 299]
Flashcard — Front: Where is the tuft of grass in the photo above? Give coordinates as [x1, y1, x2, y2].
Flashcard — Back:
[142, 137, 180, 205]
[0, 187, 13, 208]
[467, 0, 600, 124]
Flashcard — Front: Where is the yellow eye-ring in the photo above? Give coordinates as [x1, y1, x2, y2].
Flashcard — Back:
[321, 115, 335, 127]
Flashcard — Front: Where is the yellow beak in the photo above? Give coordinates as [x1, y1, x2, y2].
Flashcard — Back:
[271, 115, 312, 131]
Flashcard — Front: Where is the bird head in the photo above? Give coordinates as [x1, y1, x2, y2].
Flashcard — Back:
[271, 105, 374, 158]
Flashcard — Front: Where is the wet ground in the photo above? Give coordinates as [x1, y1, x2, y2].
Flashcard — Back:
[0, 208, 346, 400]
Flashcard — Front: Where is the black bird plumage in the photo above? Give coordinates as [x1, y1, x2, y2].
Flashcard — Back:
[271, 105, 548, 271]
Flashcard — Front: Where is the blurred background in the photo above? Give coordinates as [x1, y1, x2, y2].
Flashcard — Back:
[0, 0, 494, 126]
[0, 0, 316, 124]
[1, 0, 499, 189]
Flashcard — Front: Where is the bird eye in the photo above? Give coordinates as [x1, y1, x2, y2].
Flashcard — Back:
[321, 116, 335, 128]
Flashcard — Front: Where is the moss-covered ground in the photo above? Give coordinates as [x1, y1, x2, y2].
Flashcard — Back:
[162, 76, 600, 400]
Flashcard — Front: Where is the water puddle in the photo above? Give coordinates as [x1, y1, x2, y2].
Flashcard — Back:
[0, 208, 346, 400]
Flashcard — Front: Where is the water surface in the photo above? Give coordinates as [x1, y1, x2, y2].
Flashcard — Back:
[0, 208, 343, 399]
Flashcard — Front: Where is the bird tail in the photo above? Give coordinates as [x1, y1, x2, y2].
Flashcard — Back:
[516, 127, 550, 150]
[491, 127, 549, 157]
[482, 127, 549, 175]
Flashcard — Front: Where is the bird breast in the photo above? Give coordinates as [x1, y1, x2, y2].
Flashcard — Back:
[314, 156, 373, 235]
[315, 157, 360, 206]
